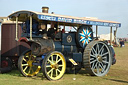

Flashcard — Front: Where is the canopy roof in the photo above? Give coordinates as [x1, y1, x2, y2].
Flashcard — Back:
[8, 10, 121, 27]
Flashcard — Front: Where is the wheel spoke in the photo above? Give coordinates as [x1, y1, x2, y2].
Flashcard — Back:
[23, 66, 28, 72]
[48, 59, 53, 64]
[91, 62, 95, 69]
[97, 63, 100, 74]
[23, 58, 27, 62]
[96, 43, 99, 54]
[92, 47, 97, 55]
[25, 56, 29, 58]
[93, 61, 98, 69]
[56, 59, 61, 64]
[99, 45, 104, 54]
[99, 63, 105, 72]
[102, 56, 107, 60]
[91, 49, 95, 55]
[28, 67, 31, 74]
[102, 60, 109, 64]
[46, 65, 51, 68]
[100, 48, 104, 55]
[90, 59, 97, 64]
[97, 44, 99, 54]
[56, 69, 61, 73]
[22, 64, 28, 66]
[58, 65, 63, 67]
[90, 57, 95, 61]
[51, 55, 53, 62]
[56, 55, 59, 63]
[56, 69, 58, 77]
[101, 52, 109, 56]
[47, 68, 54, 74]
[90, 54, 96, 58]
[50, 69, 53, 77]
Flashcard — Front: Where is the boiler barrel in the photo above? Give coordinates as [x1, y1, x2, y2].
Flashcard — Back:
[30, 38, 54, 56]
[30, 39, 77, 56]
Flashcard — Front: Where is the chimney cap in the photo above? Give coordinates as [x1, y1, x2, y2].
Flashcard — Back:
[42, 7, 49, 13]
[42, 7, 49, 10]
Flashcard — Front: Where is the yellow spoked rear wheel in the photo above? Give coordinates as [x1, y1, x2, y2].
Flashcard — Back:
[42, 51, 66, 80]
[18, 50, 41, 77]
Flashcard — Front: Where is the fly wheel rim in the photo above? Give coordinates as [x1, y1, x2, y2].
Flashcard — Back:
[42, 51, 66, 80]
[83, 41, 112, 76]
[18, 50, 41, 77]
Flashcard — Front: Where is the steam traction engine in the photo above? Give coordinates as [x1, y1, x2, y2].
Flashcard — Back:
[8, 7, 121, 80]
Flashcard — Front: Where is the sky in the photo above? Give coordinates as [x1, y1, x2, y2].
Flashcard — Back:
[0, 0, 128, 37]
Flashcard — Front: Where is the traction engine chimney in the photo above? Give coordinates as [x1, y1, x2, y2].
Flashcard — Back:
[42, 7, 49, 13]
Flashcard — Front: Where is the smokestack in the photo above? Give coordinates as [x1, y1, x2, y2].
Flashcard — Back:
[42, 7, 49, 13]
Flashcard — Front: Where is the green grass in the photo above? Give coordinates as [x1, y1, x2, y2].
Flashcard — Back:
[0, 43, 128, 85]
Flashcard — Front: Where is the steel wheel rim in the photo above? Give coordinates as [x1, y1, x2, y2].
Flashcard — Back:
[21, 51, 41, 76]
[90, 42, 111, 76]
[45, 52, 66, 80]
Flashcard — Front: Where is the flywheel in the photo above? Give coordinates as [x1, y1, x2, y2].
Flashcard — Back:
[76, 25, 93, 48]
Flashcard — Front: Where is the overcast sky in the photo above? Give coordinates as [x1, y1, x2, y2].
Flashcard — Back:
[0, 0, 128, 37]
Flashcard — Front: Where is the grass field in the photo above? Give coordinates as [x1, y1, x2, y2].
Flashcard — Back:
[0, 43, 128, 85]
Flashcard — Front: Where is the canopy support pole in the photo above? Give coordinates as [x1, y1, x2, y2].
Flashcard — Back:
[110, 27, 112, 46]
[96, 25, 98, 38]
[15, 16, 18, 41]
[114, 27, 118, 44]
[64, 23, 65, 29]
[57, 22, 59, 29]
[77, 24, 79, 29]
[63, 23, 65, 32]
[30, 15, 32, 40]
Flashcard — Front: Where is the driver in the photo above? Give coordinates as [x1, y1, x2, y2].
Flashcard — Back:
[38, 23, 48, 39]
[47, 22, 57, 39]
[38, 23, 47, 34]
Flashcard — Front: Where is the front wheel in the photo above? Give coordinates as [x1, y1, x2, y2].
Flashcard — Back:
[42, 51, 66, 80]
[18, 50, 41, 77]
